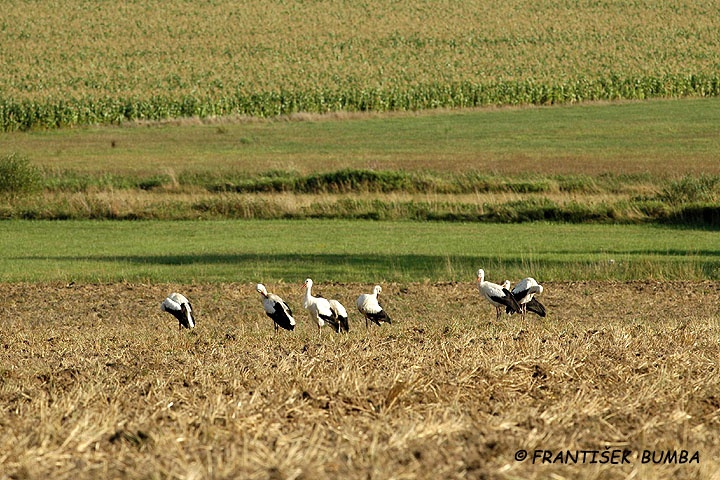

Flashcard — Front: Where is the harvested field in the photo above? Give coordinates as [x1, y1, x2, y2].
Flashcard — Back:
[2, 281, 720, 479]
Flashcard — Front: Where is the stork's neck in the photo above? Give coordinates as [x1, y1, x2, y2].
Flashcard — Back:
[303, 284, 313, 308]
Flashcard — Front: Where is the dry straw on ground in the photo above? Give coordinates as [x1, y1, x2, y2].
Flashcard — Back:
[1, 281, 719, 479]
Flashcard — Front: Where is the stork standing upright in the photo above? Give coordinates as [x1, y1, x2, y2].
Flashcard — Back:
[511, 277, 546, 320]
[161, 293, 195, 330]
[256, 284, 296, 333]
[302, 278, 339, 334]
[476, 269, 520, 320]
[356, 285, 392, 329]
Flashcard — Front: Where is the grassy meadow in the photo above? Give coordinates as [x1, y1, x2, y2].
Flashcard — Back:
[2, 99, 720, 225]
[5, 99, 720, 176]
[0, 220, 719, 283]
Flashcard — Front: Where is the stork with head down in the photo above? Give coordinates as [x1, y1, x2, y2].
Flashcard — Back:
[510, 277, 546, 320]
[256, 284, 296, 333]
[328, 298, 350, 333]
[161, 293, 196, 331]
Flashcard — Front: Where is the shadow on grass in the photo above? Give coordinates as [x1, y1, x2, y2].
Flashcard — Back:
[8, 253, 570, 276]
[14, 253, 518, 266]
[8, 252, 720, 281]
[13, 248, 720, 265]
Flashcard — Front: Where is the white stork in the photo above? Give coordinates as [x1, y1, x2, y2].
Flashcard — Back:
[356, 285, 392, 329]
[476, 269, 520, 320]
[511, 277, 546, 320]
[256, 284, 296, 333]
[302, 278, 339, 334]
[161, 292, 195, 330]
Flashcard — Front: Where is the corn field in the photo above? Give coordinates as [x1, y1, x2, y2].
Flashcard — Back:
[2, 0, 720, 130]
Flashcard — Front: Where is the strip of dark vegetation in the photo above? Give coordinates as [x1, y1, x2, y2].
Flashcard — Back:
[3, 195, 719, 228]
[38, 166, 720, 203]
[2, 74, 720, 131]
[187, 169, 607, 195]
[18, 163, 653, 196]
[1, 154, 719, 227]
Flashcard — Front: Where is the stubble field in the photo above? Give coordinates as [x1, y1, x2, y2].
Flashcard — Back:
[2, 280, 720, 479]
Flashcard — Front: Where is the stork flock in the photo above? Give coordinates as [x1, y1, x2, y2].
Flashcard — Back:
[160, 269, 545, 334]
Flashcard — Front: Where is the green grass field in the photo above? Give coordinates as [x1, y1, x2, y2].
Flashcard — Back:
[2, 99, 720, 225]
[1, 220, 717, 283]
[4, 98, 720, 176]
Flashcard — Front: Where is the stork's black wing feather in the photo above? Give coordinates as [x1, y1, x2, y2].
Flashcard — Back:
[526, 298, 546, 317]
[366, 310, 391, 326]
[319, 312, 339, 331]
[268, 309, 295, 331]
[338, 315, 350, 333]
[494, 288, 520, 314]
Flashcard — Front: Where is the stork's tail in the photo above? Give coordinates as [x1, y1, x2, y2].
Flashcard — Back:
[338, 315, 350, 333]
[503, 287, 521, 314]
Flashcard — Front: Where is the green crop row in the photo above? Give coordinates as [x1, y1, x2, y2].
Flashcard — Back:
[4, 1, 720, 129]
[3, 75, 719, 131]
